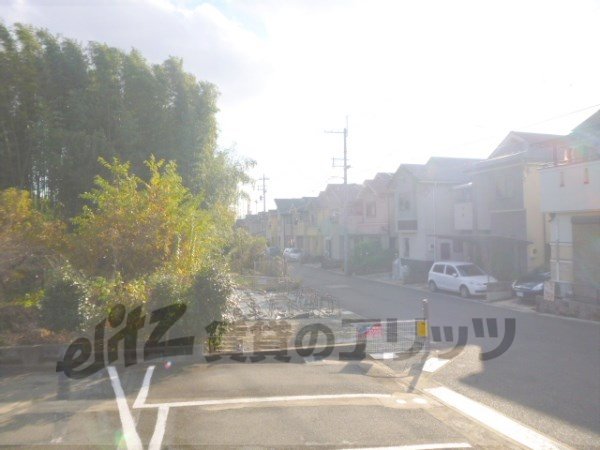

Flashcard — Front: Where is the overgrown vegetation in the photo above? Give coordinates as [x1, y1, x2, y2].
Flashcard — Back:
[350, 240, 394, 275]
[227, 228, 267, 274]
[0, 24, 253, 345]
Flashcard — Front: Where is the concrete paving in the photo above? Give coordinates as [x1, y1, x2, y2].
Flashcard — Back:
[1, 263, 596, 448]
[290, 264, 600, 448]
[0, 358, 521, 448]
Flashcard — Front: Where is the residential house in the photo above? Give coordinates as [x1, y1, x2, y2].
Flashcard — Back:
[463, 131, 570, 279]
[235, 212, 266, 237]
[392, 157, 482, 280]
[351, 173, 395, 250]
[265, 210, 280, 248]
[273, 197, 315, 250]
[316, 183, 362, 260]
[300, 197, 324, 257]
[539, 110, 600, 312]
[287, 197, 320, 256]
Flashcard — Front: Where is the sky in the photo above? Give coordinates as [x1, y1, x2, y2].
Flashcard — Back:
[2, 0, 600, 215]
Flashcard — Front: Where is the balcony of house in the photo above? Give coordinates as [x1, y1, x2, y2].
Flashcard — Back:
[396, 198, 417, 232]
[540, 159, 600, 213]
[352, 221, 389, 235]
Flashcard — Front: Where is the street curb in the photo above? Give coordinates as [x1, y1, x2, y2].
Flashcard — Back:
[355, 273, 600, 325]
[0, 344, 67, 369]
[299, 265, 600, 326]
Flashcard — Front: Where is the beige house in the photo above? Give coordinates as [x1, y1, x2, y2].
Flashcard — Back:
[265, 210, 280, 248]
[540, 110, 600, 309]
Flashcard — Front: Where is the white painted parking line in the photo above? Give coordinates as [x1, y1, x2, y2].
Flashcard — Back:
[425, 387, 565, 450]
[136, 393, 396, 409]
[422, 357, 450, 373]
[129, 367, 399, 411]
[148, 406, 169, 450]
[106, 366, 143, 450]
[343, 443, 471, 450]
[369, 352, 395, 360]
[133, 365, 155, 409]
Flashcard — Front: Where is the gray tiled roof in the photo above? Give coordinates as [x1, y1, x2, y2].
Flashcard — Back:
[274, 197, 317, 214]
[399, 157, 481, 184]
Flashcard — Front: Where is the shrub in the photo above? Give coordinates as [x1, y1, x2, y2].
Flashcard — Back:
[39, 275, 84, 332]
[228, 228, 267, 274]
[187, 262, 235, 351]
[189, 262, 234, 321]
[148, 272, 187, 310]
[350, 240, 394, 275]
[0, 188, 66, 303]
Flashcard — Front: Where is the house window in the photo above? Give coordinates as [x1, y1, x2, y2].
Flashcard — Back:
[398, 196, 410, 210]
[366, 201, 376, 217]
[584, 167, 589, 184]
[403, 238, 410, 258]
[560, 171, 565, 187]
[350, 201, 363, 215]
[495, 174, 515, 199]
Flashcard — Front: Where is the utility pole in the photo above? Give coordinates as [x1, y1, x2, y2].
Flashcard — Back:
[259, 174, 269, 213]
[326, 117, 350, 275]
[257, 174, 270, 240]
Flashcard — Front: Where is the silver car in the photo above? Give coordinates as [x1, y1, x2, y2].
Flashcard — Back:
[283, 247, 302, 262]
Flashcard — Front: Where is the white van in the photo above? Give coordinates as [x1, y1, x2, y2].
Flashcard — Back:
[428, 261, 496, 298]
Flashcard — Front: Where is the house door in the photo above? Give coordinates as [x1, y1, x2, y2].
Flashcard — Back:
[440, 242, 451, 260]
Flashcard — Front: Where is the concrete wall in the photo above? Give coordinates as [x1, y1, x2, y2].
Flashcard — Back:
[522, 165, 548, 271]
[548, 211, 600, 284]
[473, 164, 526, 232]
[540, 160, 600, 213]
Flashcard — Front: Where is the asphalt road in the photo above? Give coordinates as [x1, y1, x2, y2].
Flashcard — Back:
[290, 264, 600, 448]
[2, 357, 518, 448]
[1, 265, 598, 448]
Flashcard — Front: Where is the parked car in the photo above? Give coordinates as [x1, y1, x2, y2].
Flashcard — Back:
[283, 247, 302, 262]
[428, 261, 497, 298]
[512, 268, 550, 299]
[266, 246, 281, 257]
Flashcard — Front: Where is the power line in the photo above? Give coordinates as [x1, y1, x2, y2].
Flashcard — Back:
[452, 102, 600, 150]
[521, 102, 600, 128]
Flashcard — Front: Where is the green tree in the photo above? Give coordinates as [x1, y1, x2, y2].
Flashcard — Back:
[72, 157, 218, 280]
[0, 24, 252, 217]
[0, 188, 66, 302]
